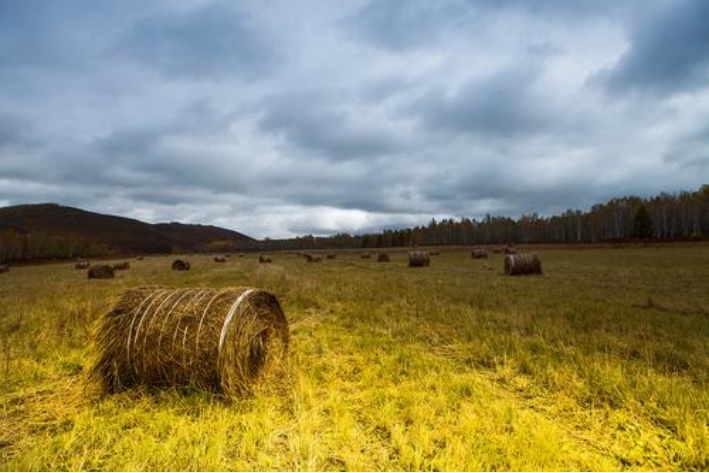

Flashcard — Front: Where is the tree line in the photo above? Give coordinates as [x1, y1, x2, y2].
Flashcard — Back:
[252, 185, 709, 251]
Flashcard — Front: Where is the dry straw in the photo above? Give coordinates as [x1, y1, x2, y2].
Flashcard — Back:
[214, 256, 227, 263]
[430, 249, 441, 256]
[504, 253, 542, 276]
[259, 254, 272, 263]
[172, 259, 191, 271]
[113, 261, 130, 271]
[471, 249, 488, 259]
[88, 265, 114, 279]
[409, 250, 431, 267]
[305, 254, 322, 263]
[377, 253, 390, 262]
[90, 286, 289, 397]
[0, 264, 9, 274]
[326, 253, 337, 260]
[361, 252, 371, 259]
[74, 261, 90, 270]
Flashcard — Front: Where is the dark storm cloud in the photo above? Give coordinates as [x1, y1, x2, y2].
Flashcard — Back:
[118, 1, 277, 80]
[598, 0, 709, 94]
[1, 0, 708, 238]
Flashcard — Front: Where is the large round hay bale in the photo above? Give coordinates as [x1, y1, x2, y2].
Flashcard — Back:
[408, 250, 430, 267]
[504, 253, 542, 276]
[74, 261, 90, 270]
[172, 260, 191, 271]
[0, 264, 9, 274]
[377, 253, 390, 262]
[305, 254, 322, 263]
[214, 256, 227, 263]
[88, 265, 114, 279]
[113, 261, 130, 271]
[471, 249, 488, 259]
[89, 287, 289, 397]
[259, 255, 272, 263]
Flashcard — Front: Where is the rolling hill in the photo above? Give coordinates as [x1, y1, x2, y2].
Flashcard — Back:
[0, 203, 254, 260]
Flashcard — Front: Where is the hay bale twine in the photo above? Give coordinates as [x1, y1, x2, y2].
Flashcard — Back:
[75, 261, 90, 270]
[361, 252, 371, 259]
[408, 250, 431, 267]
[305, 254, 322, 263]
[377, 253, 390, 262]
[113, 261, 130, 271]
[89, 286, 289, 397]
[172, 260, 191, 271]
[259, 254, 272, 263]
[214, 256, 227, 263]
[0, 264, 9, 274]
[504, 253, 542, 276]
[471, 249, 488, 259]
[88, 265, 114, 279]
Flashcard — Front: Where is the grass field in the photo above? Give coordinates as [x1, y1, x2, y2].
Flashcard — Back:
[1, 248, 708, 471]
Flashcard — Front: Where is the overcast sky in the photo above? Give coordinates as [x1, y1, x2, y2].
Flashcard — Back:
[1, 0, 708, 238]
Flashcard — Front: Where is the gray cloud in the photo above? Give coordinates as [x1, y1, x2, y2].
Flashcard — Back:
[597, 0, 709, 94]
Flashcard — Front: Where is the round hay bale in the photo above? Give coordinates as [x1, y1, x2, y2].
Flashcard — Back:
[259, 255, 272, 263]
[504, 253, 542, 276]
[326, 253, 337, 260]
[0, 264, 9, 274]
[361, 252, 371, 259]
[89, 287, 289, 397]
[430, 249, 441, 256]
[113, 261, 131, 271]
[214, 256, 227, 263]
[136, 256, 145, 261]
[377, 253, 390, 262]
[172, 260, 191, 271]
[74, 261, 90, 270]
[471, 249, 488, 259]
[408, 250, 430, 267]
[238, 253, 245, 258]
[305, 254, 322, 263]
[88, 265, 114, 279]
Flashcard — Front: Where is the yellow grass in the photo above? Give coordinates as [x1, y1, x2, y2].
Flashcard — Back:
[1, 248, 708, 470]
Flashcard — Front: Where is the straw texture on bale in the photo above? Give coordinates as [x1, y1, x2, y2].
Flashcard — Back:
[305, 254, 322, 263]
[259, 255, 272, 263]
[409, 250, 431, 267]
[172, 260, 190, 271]
[471, 249, 488, 259]
[377, 253, 390, 262]
[0, 265, 9, 274]
[504, 253, 542, 276]
[75, 261, 90, 270]
[214, 256, 227, 263]
[90, 286, 289, 397]
[88, 265, 114, 279]
[113, 261, 130, 271]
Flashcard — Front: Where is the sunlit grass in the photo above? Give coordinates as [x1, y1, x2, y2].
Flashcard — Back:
[1, 248, 708, 470]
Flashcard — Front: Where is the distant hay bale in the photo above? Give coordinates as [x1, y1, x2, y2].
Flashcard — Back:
[238, 253, 245, 258]
[377, 253, 390, 262]
[89, 286, 289, 397]
[493, 248, 503, 254]
[259, 255, 272, 263]
[504, 253, 542, 276]
[408, 250, 431, 267]
[0, 264, 9, 274]
[361, 252, 371, 259]
[326, 253, 337, 260]
[430, 250, 441, 256]
[214, 256, 227, 263]
[113, 261, 131, 271]
[172, 260, 191, 271]
[136, 256, 145, 261]
[504, 247, 517, 255]
[75, 261, 90, 270]
[305, 254, 322, 263]
[88, 265, 114, 279]
[471, 249, 488, 259]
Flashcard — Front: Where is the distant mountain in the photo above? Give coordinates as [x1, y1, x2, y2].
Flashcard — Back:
[0, 203, 254, 259]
